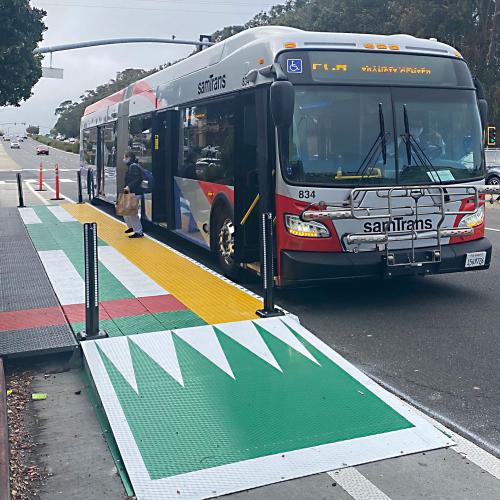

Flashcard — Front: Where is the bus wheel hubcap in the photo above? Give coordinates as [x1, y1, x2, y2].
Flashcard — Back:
[219, 219, 235, 265]
[490, 177, 500, 185]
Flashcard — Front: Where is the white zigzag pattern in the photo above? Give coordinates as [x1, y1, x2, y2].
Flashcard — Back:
[95, 317, 319, 393]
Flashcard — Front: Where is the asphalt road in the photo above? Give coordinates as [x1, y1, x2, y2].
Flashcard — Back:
[273, 210, 500, 455]
[4, 138, 500, 455]
[0, 137, 80, 202]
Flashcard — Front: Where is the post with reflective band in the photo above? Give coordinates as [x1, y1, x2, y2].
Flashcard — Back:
[77, 170, 83, 204]
[78, 223, 107, 341]
[87, 169, 94, 201]
[50, 163, 64, 201]
[16, 173, 25, 208]
[256, 212, 284, 318]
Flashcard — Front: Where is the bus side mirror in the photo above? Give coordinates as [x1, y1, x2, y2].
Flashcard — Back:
[478, 99, 488, 129]
[270, 80, 295, 129]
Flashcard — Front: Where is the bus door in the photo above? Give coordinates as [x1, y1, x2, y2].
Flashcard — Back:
[152, 109, 177, 227]
[97, 123, 117, 202]
[96, 126, 103, 196]
[234, 91, 260, 263]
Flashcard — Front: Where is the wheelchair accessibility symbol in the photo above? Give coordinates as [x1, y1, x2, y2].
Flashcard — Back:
[287, 59, 303, 74]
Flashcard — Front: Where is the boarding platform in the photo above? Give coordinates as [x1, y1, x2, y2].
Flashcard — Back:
[12, 202, 457, 499]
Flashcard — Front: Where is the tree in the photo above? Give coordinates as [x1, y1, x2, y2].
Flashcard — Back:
[0, 0, 46, 107]
[26, 125, 39, 135]
[212, 0, 499, 126]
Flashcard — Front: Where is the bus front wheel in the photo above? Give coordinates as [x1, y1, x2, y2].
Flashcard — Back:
[212, 208, 240, 280]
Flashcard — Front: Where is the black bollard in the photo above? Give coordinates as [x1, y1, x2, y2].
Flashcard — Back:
[87, 169, 94, 201]
[16, 173, 25, 208]
[77, 170, 83, 204]
[256, 212, 284, 318]
[77, 223, 107, 341]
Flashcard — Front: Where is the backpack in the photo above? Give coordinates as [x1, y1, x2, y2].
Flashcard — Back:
[139, 165, 154, 192]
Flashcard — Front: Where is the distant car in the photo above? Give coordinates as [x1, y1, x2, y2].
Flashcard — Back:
[17, 137, 24, 142]
[36, 145, 49, 155]
[68, 138, 77, 144]
[486, 166, 500, 185]
[10, 141, 20, 149]
[4, 136, 10, 141]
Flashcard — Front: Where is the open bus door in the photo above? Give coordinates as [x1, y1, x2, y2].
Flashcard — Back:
[152, 109, 178, 228]
[234, 91, 264, 264]
[95, 126, 103, 196]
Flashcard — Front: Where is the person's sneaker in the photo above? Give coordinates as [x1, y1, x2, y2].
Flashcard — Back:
[129, 232, 144, 239]
[124, 228, 134, 234]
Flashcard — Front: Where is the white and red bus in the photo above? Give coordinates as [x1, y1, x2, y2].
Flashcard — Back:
[80, 26, 497, 286]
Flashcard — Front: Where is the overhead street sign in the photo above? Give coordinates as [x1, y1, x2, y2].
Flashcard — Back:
[41, 67, 64, 79]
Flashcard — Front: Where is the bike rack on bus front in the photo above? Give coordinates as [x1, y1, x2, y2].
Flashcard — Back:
[301, 184, 500, 271]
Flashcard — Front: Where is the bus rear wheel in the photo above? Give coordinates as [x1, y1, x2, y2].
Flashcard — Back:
[212, 208, 240, 280]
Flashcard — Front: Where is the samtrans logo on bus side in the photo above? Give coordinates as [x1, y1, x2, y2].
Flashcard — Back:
[198, 74, 226, 95]
[363, 217, 433, 233]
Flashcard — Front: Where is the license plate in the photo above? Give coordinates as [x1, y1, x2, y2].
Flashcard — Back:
[465, 251, 487, 268]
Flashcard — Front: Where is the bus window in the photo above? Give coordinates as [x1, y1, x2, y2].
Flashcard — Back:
[129, 114, 153, 219]
[83, 127, 97, 167]
[129, 114, 152, 171]
[101, 123, 117, 200]
[178, 100, 235, 185]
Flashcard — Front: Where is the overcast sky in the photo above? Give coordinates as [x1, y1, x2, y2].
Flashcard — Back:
[0, 0, 277, 137]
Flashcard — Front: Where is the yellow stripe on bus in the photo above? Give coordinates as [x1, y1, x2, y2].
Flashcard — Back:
[63, 203, 262, 324]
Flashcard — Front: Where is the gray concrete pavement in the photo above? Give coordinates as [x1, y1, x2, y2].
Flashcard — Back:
[30, 365, 126, 500]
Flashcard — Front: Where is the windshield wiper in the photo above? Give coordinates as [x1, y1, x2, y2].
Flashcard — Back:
[354, 103, 389, 183]
[400, 104, 442, 183]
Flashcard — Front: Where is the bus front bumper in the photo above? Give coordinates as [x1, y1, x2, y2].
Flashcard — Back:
[279, 238, 492, 287]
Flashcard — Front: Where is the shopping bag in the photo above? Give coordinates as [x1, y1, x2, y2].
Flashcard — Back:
[116, 193, 138, 216]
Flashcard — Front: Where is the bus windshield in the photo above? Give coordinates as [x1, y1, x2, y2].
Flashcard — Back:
[283, 86, 484, 187]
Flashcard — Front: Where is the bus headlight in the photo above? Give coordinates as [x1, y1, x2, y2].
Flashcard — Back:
[459, 205, 484, 228]
[284, 214, 330, 238]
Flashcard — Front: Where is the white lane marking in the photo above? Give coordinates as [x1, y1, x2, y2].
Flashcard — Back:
[451, 431, 500, 481]
[368, 373, 500, 479]
[18, 207, 41, 224]
[59, 178, 76, 183]
[328, 468, 391, 500]
[25, 181, 50, 205]
[98, 246, 168, 297]
[486, 227, 500, 232]
[43, 181, 75, 203]
[38, 250, 85, 305]
[47, 205, 77, 222]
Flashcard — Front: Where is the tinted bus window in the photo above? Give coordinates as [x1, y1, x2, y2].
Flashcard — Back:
[178, 100, 235, 185]
[83, 127, 97, 166]
[129, 115, 152, 171]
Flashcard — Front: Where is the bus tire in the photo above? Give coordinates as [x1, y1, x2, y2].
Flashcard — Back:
[212, 206, 240, 280]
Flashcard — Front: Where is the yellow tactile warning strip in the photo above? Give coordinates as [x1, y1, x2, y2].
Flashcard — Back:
[63, 203, 262, 324]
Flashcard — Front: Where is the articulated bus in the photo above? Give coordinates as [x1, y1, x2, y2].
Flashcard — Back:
[80, 26, 497, 287]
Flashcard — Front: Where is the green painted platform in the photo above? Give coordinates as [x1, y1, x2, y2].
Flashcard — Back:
[82, 316, 452, 499]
